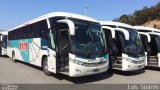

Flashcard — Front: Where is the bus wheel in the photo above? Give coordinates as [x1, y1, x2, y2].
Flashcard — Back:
[108, 59, 113, 73]
[12, 52, 17, 62]
[43, 57, 52, 76]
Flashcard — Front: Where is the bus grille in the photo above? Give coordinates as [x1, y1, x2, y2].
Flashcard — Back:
[132, 60, 144, 64]
[83, 61, 108, 67]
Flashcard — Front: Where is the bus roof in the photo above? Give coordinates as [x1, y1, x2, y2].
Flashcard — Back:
[10, 12, 98, 31]
[0, 31, 8, 35]
[100, 21, 133, 28]
[134, 26, 160, 33]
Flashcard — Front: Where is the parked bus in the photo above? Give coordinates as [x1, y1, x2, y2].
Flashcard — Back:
[7, 12, 109, 77]
[134, 26, 160, 67]
[0, 31, 8, 56]
[100, 21, 145, 71]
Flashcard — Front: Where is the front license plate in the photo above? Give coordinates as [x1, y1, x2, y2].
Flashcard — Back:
[93, 69, 99, 72]
[138, 65, 142, 68]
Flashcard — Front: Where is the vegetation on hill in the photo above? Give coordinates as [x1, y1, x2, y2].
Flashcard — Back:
[113, 2, 160, 27]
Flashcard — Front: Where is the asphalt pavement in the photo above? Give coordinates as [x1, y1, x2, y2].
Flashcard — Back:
[0, 56, 160, 84]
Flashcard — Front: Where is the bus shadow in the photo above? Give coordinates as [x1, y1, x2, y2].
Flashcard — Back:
[0, 55, 9, 58]
[112, 69, 145, 76]
[16, 60, 43, 71]
[52, 72, 113, 84]
[145, 67, 160, 71]
[16, 61, 113, 84]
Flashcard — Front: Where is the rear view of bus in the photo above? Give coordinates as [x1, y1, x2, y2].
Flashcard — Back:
[0, 31, 8, 56]
[100, 21, 145, 71]
[7, 12, 109, 77]
[134, 26, 160, 67]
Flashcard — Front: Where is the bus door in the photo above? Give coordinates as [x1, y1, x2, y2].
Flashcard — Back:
[147, 36, 159, 66]
[55, 23, 70, 72]
[106, 31, 118, 63]
[140, 35, 151, 56]
[150, 36, 158, 56]
[115, 32, 125, 65]
[140, 35, 151, 66]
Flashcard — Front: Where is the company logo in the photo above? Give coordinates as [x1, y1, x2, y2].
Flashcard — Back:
[19, 41, 28, 52]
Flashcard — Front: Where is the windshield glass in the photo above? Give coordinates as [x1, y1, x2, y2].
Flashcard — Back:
[119, 27, 145, 57]
[69, 18, 107, 58]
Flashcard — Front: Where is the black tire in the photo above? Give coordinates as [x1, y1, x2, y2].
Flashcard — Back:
[108, 62, 112, 72]
[108, 57, 113, 73]
[12, 51, 17, 62]
[43, 57, 52, 76]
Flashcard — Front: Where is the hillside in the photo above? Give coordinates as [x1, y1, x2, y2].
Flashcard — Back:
[143, 20, 160, 29]
[113, 2, 160, 29]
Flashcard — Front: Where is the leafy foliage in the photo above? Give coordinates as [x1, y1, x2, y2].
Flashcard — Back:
[113, 2, 160, 25]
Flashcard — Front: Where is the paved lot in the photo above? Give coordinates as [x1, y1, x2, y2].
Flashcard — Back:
[0, 56, 160, 84]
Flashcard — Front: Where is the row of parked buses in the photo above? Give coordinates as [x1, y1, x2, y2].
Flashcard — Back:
[1, 12, 160, 77]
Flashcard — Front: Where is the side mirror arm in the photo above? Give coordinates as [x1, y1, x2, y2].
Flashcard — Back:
[57, 20, 75, 35]
[138, 32, 151, 42]
[114, 28, 129, 40]
[102, 26, 115, 38]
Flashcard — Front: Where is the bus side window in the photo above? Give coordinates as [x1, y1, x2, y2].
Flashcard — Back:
[28, 23, 38, 38]
[38, 20, 49, 39]
[22, 26, 28, 39]
[13, 30, 17, 40]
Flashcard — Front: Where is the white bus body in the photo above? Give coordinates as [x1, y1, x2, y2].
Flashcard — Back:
[134, 26, 160, 67]
[100, 21, 145, 71]
[0, 31, 8, 56]
[7, 12, 109, 77]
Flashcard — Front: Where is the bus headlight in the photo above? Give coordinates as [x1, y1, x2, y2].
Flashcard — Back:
[142, 56, 146, 61]
[125, 56, 146, 64]
[127, 58, 133, 63]
[70, 58, 85, 65]
[77, 61, 85, 65]
[124, 57, 135, 63]
[70, 58, 107, 67]
[123, 57, 132, 62]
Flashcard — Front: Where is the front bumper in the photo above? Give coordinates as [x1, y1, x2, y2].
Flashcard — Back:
[122, 59, 145, 71]
[69, 61, 109, 77]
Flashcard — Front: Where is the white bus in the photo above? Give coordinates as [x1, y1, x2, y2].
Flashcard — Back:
[134, 26, 160, 67]
[100, 21, 146, 71]
[0, 31, 8, 56]
[7, 12, 109, 77]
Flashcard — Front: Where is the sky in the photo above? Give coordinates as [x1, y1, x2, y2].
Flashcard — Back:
[0, 0, 160, 30]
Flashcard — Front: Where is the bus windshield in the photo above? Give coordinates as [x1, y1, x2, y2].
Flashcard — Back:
[120, 27, 145, 57]
[69, 18, 107, 58]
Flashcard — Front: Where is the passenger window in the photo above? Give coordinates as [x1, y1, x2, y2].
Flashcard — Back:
[38, 20, 49, 39]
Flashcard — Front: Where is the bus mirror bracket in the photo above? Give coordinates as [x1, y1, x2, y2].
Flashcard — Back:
[102, 26, 115, 38]
[138, 32, 151, 42]
[114, 28, 129, 40]
[57, 20, 75, 35]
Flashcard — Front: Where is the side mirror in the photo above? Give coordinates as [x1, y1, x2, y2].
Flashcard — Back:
[114, 28, 129, 40]
[138, 32, 151, 42]
[57, 20, 75, 35]
[102, 26, 115, 38]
